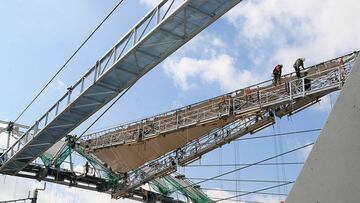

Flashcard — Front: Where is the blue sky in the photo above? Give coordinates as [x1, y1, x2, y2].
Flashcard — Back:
[0, 0, 359, 202]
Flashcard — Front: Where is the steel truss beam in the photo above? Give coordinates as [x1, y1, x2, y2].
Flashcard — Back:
[0, 162, 184, 203]
[0, 0, 243, 175]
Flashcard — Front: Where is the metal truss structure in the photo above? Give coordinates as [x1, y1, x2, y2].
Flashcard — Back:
[0, 0, 358, 201]
[0, 0, 243, 175]
[78, 51, 358, 198]
[0, 162, 184, 203]
[0, 52, 357, 202]
[111, 111, 275, 198]
[82, 52, 357, 149]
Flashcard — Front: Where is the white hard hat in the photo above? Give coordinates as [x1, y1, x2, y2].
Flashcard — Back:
[302, 58, 306, 62]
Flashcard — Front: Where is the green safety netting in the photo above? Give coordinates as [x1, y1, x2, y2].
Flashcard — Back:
[38, 140, 119, 187]
[39, 154, 52, 167]
[75, 147, 120, 187]
[39, 140, 68, 168]
[38, 141, 209, 201]
[150, 178, 172, 196]
[150, 173, 212, 203]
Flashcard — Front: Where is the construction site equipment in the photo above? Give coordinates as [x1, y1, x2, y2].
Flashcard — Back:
[0, 0, 243, 175]
[76, 52, 359, 198]
[1, 51, 358, 202]
[286, 52, 360, 202]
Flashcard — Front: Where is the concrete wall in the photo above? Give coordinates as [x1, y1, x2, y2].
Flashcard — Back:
[286, 55, 360, 202]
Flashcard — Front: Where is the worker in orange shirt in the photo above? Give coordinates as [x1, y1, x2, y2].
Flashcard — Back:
[273, 64, 283, 86]
[339, 57, 345, 81]
[244, 88, 252, 103]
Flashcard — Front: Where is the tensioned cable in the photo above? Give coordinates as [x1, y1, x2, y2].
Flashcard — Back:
[0, 197, 34, 203]
[74, 61, 146, 142]
[236, 128, 320, 141]
[272, 125, 281, 201]
[213, 182, 295, 202]
[14, 0, 126, 123]
[75, 89, 127, 142]
[170, 142, 314, 193]
[185, 178, 294, 184]
[203, 188, 287, 196]
[210, 198, 264, 203]
[186, 162, 304, 167]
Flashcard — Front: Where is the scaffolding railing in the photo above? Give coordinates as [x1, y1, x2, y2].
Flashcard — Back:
[82, 52, 358, 150]
[111, 52, 356, 196]
[112, 110, 275, 198]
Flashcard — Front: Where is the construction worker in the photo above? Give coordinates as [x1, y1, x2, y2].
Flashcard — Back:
[85, 161, 90, 176]
[244, 88, 252, 103]
[272, 64, 283, 86]
[293, 58, 305, 78]
[339, 57, 345, 81]
[218, 95, 227, 110]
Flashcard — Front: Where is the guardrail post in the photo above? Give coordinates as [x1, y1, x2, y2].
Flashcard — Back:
[289, 80, 293, 100]
[93, 63, 98, 83]
[338, 66, 342, 88]
[67, 90, 72, 105]
[133, 29, 137, 46]
[34, 121, 39, 135]
[259, 91, 262, 108]
[156, 6, 161, 24]
[302, 77, 305, 97]
[81, 77, 85, 93]
[113, 47, 117, 64]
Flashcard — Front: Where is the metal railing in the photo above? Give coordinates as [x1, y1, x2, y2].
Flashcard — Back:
[112, 110, 275, 197]
[82, 52, 358, 150]
[0, 0, 187, 165]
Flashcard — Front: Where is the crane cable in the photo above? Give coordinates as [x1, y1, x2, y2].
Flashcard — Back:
[214, 182, 295, 202]
[14, 0, 126, 123]
[169, 142, 314, 193]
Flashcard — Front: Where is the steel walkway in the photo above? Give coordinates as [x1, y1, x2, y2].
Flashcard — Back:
[0, 0, 243, 175]
[80, 52, 358, 174]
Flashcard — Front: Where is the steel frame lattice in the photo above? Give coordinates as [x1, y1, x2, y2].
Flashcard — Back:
[0, 0, 243, 175]
[82, 52, 358, 150]
[79, 52, 359, 198]
[111, 111, 275, 198]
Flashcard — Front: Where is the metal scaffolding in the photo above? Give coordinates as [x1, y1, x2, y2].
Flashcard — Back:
[82, 52, 357, 150]
[78, 51, 358, 198]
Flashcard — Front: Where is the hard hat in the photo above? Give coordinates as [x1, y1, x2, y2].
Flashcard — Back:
[302, 58, 306, 62]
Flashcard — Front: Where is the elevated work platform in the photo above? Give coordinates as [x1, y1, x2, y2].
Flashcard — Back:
[81, 52, 358, 175]
[0, 0, 242, 175]
[286, 55, 360, 202]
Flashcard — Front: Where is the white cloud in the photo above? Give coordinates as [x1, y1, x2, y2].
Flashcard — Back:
[296, 141, 314, 160]
[226, 0, 360, 70]
[254, 195, 283, 203]
[0, 125, 8, 149]
[139, 0, 183, 10]
[164, 54, 263, 92]
[206, 189, 244, 203]
[163, 34, 264, 92]
[139, 0, 160, 7]
[163, 0, 360, 94]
